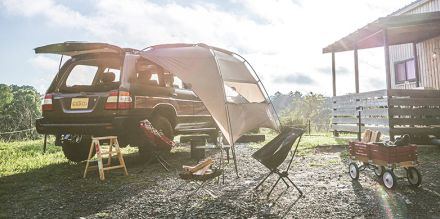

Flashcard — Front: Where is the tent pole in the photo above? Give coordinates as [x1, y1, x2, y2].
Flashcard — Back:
[211, 48, 239, 178]
[231, 142, 238, 177]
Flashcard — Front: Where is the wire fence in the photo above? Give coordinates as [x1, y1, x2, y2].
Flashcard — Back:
[0, 127, 40, 142]
[303, 120, 332, 136]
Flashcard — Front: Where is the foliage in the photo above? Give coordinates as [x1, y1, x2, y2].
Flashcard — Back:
[0, 84, 41, 140]
[275, 91, 332, 132]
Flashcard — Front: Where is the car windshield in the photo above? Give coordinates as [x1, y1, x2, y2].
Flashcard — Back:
[60, 57, 121, 92]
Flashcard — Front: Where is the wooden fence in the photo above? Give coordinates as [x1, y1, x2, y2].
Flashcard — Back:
[332, 89, 440, 139]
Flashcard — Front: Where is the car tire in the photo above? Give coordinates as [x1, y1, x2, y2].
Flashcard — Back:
[62, 135, 94, 162]
[138, 115, 174, 161]
[151, 115, 174, 142]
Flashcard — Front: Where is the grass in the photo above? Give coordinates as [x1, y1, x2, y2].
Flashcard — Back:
[0, 133, 349, 217]
[0, 138, 152, 218]
[0, 138, 138, 177]
[0, 138, 66, 177]
[0, 132, 348, 177]
[249, 129, 349, 156]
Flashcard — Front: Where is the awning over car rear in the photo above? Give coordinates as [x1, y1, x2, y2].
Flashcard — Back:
[140, 44, 280, 146]
[34, 42, 124, 56]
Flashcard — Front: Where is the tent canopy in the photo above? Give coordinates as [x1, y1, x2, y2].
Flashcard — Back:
[140, 43, 280, 145]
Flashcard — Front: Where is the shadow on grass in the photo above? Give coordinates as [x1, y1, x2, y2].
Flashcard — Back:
[0, 149, 194, 218]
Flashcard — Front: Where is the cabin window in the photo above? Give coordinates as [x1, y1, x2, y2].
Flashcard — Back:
[395, 59, 416, 84]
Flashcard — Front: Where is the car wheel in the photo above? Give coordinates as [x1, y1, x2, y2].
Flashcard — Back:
[151, 115, 174, 142]
[117, 135, 129, 147]
[62, 134, 94, 162]
[138, 115, 174, 161]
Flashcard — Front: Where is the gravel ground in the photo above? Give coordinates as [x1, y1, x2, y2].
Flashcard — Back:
[2, 143, 440, 218]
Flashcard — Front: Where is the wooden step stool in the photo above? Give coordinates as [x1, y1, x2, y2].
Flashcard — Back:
[83, 136, 128, 180]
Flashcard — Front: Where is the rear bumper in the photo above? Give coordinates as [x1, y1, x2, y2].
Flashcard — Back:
[36, 117, 132, 135]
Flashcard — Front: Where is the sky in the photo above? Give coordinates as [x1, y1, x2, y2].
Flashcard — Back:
[0, 0, 414, 96]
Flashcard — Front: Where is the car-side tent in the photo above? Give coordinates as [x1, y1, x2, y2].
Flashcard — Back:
[140, 43, 280, 175]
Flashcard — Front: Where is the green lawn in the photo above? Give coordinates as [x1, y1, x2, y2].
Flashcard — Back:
[0, 138, 65, 177]
[0, 138, 139, 177]
[0, 133, 348, 177]
[0, 134, 349, 218]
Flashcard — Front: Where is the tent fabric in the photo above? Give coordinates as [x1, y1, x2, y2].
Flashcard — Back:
[140, 44, 279, 145]
[213, 50, 257, 83]
[224, 81, 266, 103]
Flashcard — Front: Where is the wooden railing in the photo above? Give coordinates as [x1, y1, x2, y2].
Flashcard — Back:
[332, 89, 440, 139]
[388, 89, 440, 136]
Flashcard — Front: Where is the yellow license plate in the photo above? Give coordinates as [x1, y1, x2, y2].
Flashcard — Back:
[71, 98, 89, 109]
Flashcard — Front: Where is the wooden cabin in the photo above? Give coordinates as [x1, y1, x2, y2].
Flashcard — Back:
[323, 0, 440, 140]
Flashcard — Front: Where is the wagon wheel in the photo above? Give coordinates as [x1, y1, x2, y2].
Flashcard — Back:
[374, 166, 385, 177]
[383, 170, 397, 189]
[349, 162, 359, 180]
[406, 167, 422, 188]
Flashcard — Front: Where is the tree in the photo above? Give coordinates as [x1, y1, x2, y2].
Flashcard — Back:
[0, 84, 41, 140]
[278, 91, 331, 132]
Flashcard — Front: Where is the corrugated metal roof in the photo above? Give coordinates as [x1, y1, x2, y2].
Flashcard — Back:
[322, 11, 440, 53]
[322, 0, 438, 53]
[389, 0, 426, 16]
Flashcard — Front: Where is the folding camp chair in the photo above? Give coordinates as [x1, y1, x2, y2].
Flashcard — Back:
[139, 119, 176, 171]
[252, 127, 304, 198]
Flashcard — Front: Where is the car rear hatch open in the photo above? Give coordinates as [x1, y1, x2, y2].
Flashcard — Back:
[34, 42, 124, 57]
[36, 42, 130, 126]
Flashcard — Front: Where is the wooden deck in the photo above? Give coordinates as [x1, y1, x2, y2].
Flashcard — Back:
[332, 89, 440, 139]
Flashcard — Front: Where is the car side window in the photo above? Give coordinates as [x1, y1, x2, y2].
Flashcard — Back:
[173, 76, 184, 89]
[102, 67, 121, 82]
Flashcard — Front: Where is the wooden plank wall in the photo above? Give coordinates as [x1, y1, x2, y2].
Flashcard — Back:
[388, 89, 440, 135]
[332, 89, 440, 137]
[416, 36, 440, 89]
[332, 89, 390, 135]
[389, 0, 440, 90]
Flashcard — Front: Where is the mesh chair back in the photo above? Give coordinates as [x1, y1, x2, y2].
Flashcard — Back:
[252, 128, 304, 170]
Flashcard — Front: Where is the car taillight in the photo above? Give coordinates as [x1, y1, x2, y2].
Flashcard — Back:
[42, 94, 53, 111]
[105, 91, 132, 110]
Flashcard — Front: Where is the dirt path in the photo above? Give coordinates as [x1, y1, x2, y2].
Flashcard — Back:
[1, 144, 439, 218]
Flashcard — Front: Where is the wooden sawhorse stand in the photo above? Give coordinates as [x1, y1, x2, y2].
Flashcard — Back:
[83, 136, 128, 180]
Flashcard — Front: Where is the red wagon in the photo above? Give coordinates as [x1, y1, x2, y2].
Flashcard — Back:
[348, 141, 421, 189]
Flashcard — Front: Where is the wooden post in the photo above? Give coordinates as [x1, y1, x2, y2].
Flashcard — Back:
[384, 29, 394, 141]
[43, 134, 47, 154]
[308, 119, 311, 135]
[413, 42, 420, 87]
[354, 48, 360, 93]
[332, 52, 336, 97]
[357, 110, 362, 141]
[384, 29, 392, 90]
[332, 51, 338, 137]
